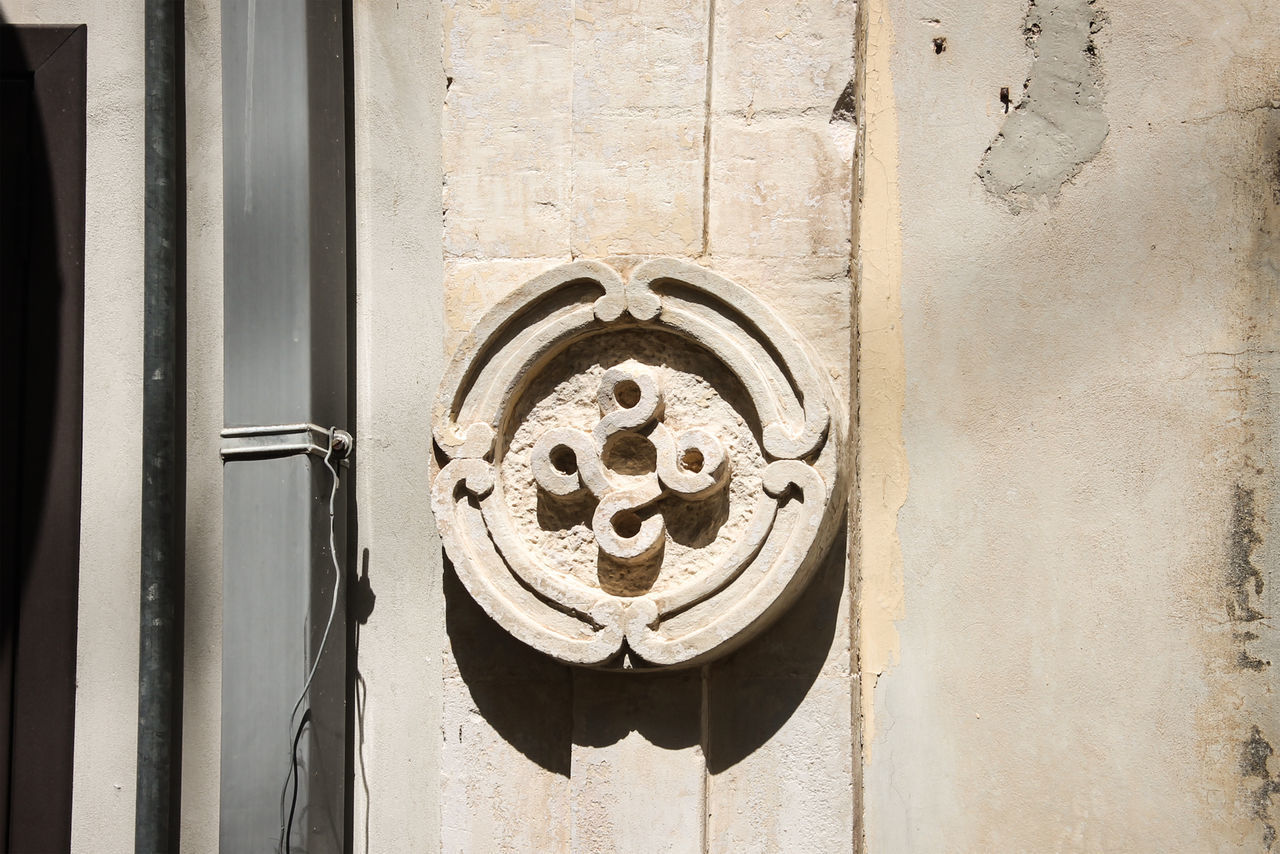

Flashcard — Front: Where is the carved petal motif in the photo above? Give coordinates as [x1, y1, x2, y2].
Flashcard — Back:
[430, 258, 846, 669]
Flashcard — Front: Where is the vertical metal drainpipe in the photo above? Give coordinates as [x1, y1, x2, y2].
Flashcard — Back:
[136, 0, 184, 850]
[219, 2, 350, 850]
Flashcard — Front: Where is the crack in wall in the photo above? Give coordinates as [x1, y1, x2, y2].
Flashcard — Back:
[700, 0, 717, 258]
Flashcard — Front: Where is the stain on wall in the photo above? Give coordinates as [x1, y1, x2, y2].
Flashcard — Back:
[1232, 99, 1280, 854]
[979, 0, 1109, 208]
[1229, 486, 1270, 672]
[1243, 725, 1280, 849]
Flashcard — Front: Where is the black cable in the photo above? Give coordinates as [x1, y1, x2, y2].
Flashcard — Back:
[281, 707, 312, 854]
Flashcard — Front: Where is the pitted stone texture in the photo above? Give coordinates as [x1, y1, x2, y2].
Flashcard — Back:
[504, 331, 765, 597]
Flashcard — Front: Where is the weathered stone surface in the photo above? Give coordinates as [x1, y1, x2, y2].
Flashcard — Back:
[570, 670, 704, 854]
[443, 0, 573, 258]
[431, 258, 846, 669]
[443, 259, 564, 352]
[712, 0, 856, 116]
[571, 115, 706, 257]
[707, 675, 855, 852]
[437, 1, 856, 849]
[710, 256, 853, 395]
[440, 561, 574, 849]
[709, 119, 853, 259]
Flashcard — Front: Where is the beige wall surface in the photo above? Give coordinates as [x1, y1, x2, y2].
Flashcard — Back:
[0, 1, 146, 850]
[0, 2, 223, 852]
[351, 0, 447, 850]
[861, 0, 1280, 851]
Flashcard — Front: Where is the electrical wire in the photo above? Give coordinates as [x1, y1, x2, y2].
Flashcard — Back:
[283, 709, 312, 854]
[278, 428, 345, 853]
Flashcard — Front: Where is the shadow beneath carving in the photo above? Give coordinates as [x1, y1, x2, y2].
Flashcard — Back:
[445, 521, 847, 771]
[571, 666, 701, 751]
[444, 561, 573, 776]
[567, 523, 846, 761]
[705, 523, 846, 773]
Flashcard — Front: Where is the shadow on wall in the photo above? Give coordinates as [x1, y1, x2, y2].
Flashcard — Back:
[444, 523, 845, 775]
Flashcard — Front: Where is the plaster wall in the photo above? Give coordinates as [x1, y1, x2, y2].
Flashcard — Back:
[179, 0, 224, 850]
[860, 0, 1280, 850]
[0, 2, 224, 851]
[350, 0, 447, 850]
[0, 1, 146, 849]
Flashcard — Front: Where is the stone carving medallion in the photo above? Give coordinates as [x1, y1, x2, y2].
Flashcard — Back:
[431, 258, 846, 669]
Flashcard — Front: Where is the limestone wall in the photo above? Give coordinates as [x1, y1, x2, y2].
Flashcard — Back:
[424, 0, 858, 850]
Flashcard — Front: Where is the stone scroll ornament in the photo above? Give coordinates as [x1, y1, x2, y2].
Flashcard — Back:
[431, 258, 846, 669]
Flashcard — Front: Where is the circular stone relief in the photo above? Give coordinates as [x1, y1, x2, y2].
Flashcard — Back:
[430, 258, 846, 669]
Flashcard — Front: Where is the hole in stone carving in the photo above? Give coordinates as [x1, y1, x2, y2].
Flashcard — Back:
[681, 448, 704, 473]
[612, 509, 643, 539]
[601, 433, 657, 476]
[614, 379, 641, 408]
[550, 445, 577, 475]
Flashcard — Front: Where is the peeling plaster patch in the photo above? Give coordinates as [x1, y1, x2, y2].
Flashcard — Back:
[1242, 726, 1280, 850]
[1228, 485, 1268, 657]
[1256, 112, 1280, 277]
[979, 0, 1109, 209]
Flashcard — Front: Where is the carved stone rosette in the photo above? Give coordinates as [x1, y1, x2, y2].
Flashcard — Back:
[431, 258, 846, 669]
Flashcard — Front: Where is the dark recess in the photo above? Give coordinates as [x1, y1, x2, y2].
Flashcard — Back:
[0, 22, 87, 854]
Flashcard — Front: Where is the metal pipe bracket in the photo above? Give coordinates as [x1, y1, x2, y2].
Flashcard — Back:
[220, 423, 354, 463]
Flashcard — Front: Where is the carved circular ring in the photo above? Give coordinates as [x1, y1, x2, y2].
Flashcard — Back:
[431, 258, 846, 669]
